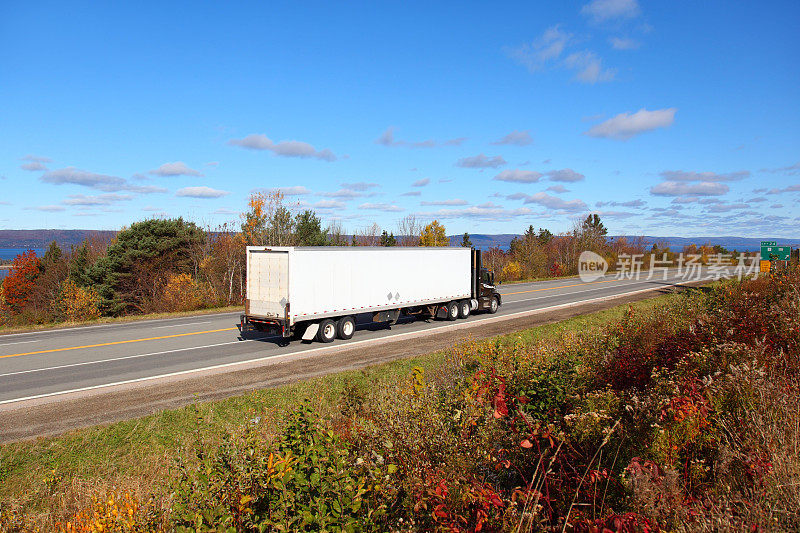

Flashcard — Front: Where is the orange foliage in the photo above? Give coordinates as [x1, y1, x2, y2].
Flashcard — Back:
[56, 279, 101, 322]
[1, 250, 40, 314]
[159, 273, 209, 312]
[57, 491, 145, 533]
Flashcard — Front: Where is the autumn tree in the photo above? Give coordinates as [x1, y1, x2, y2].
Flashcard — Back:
[396, 215, 421, 246]
[202, 222, 245, 305]
[31, 241, 68, 315]
[55, 279, 101, 322]
[1, 250, 40, 314]
[242, 191, 298, 246]
[419, 220, 448, 247]
[326, 220, 348, 246]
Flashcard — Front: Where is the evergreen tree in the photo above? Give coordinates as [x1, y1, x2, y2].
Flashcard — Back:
[461, 232, 472, 247]
[294, 210, 327, 246]
[89, 218, 205, 315]
[69, 243, 92, 287]
[380, 231, 397, 247]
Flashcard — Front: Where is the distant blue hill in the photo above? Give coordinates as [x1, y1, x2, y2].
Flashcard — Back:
[450, 234, 800, 252]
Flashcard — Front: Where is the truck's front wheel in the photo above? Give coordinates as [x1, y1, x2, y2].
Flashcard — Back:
[489, 296, 499, 314]
[317, 319, 337, 343]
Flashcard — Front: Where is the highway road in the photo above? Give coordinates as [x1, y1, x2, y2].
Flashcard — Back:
[0, 271, 712, 406]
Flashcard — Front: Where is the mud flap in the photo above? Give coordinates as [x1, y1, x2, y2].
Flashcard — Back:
[372, 309, 400, 324]
[302, 322, 319, 341]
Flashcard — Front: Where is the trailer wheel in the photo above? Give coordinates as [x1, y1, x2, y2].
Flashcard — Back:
[446, 301, 459, 321]
[458, 300, 471, 319]
[489, 296, 499, 314]
[317, 319, 337, 343]
[337, 316, 355, 340]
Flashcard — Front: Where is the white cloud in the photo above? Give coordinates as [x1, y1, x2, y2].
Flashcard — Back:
[401, 191, 421, 197]
[650, 181, 729, 197]
[311, 199, 345, 209]
[415, 205, 534, 221]
[766, 184, 800, 194]
[228, 134, 337, 161]
[278, 186, 312, 196]
[609, 37, 640, 50]
[456, 154, 507, 169]
[546, 168, 585, 182]
[494, 169, 543, 183]
[660, 170, 749, 182]
[596, 199, 645, 208]
[41, 167, 167, 193]
[358, 203, 404, 212]
[21, 161, 48, 171]
[420, 199, 468, 206]
[149, 161, 203, 177]
[375, 127, 466, 148]
[705, 203, 749, 213]
[176, 186, 230, 198]
[412, 178, 430, 187]
[585, 108, 676, 140]
[212, 208, 237, 215]
[320, 188, 373, 199]
[492, 130, 533, 146]
[581, 0, 641, 23]
[26, 205, 65, 212]
[507, 25, 572, 73]
[761, 162, 800, 175]
[22, 154, 52, 163]
[63, 193, 133, 206]
[546, 185, 570, 193]
[564, 51, 615, 83]
[342, 182, 379, 191]
[522, 192, 588, 212]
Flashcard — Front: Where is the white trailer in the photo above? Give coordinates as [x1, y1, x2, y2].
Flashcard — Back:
[241, 246, 501, 342]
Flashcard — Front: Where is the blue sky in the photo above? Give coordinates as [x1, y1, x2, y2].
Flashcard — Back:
[1, 0, 798, 237]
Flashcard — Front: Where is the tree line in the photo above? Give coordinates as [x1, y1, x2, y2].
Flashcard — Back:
[0, 192, 455, 326]
[1, 190, 721, 326]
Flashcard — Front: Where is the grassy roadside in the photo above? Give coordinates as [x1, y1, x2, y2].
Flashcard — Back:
[0, 292, 676, 510]
[0, 305, 244, 336]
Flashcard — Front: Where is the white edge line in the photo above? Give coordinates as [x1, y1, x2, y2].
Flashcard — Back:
[0, 282, 694, 408]
[0, 340, 250, 379]
[0, 311, 243, 339]
[0, 276, 692, 379]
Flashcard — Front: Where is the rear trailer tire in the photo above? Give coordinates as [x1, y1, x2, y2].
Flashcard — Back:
[317, 319, 337, 343]
[447, 301, 459, 321]
[489, 296, 499, 314]
[337, 316, 355, 340]
[458, 300, 470, 319]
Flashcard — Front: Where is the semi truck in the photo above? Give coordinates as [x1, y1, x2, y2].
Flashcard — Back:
[240, 246, 501, 342]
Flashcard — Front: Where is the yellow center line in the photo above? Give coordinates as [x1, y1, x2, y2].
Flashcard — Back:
[0, 328, 237, 360]
[2, 277, 634, 360]
[502, 278, 617, 296]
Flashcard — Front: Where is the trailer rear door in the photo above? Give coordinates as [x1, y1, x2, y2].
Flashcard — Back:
[247, 249, 289, 318]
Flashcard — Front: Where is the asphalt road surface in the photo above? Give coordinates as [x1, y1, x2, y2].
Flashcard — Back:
[0, 271, 713, 406]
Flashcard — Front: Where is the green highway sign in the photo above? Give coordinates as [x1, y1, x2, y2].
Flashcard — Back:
[760, 245, 791, 261]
